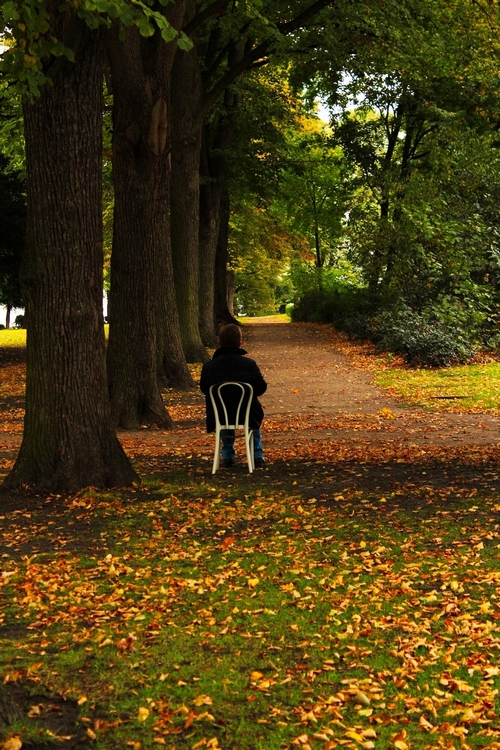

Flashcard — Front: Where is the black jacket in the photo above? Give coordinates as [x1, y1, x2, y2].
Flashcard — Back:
[199, 347, 267, 433]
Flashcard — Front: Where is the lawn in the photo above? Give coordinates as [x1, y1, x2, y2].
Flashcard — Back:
[1, 476, 500, 749]
[375, 362, 500, 413]
[0, 330, 26, 348]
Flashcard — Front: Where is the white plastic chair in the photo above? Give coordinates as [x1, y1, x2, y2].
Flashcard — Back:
[209, 382, 255, 474]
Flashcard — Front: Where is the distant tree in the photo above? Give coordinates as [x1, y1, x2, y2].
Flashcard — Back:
[274, 117, 349, 280]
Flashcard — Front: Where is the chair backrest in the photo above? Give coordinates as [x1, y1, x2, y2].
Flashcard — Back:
[209, 382, 254, 430]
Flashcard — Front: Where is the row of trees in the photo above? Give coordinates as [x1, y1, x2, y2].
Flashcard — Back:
[0, 0, 342, 491]
[1, 0, 499, 490]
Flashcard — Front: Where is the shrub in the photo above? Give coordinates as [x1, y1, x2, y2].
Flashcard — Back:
[373, 307, 476, 367]
[291, 286, 373, 332]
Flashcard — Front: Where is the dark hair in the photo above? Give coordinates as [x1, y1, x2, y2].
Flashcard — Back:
[218, 324, 242, 348]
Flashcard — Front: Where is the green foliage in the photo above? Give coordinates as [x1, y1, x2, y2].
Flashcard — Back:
[285, 0, 500, 359]
[228, 69, 302, 316]
[230, 199, 293, 315]
[0, 0, 191, 97]
[373, 306, 476, 367]
[273, 121, 349, 269]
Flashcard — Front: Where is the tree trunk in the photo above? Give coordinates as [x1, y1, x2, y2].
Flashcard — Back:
[5, 305, 11, 330]
[3, 18, 137, 492]
[198, 129, 219, 347]
[226, 269, 236, 316]
[170, 13, 208, 363]
[107, 17, 192, 430]
[214, 183, 239, 326]
[201, 50, 243, 331]
[198, 89, 239, 344]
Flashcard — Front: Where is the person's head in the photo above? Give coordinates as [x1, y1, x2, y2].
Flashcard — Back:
[218, 324, 242, 349]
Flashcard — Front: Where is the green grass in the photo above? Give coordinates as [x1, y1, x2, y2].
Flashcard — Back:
[1, 482, 500, 748]
[0, 328, 26, 347]
[375, 361, 500, 411]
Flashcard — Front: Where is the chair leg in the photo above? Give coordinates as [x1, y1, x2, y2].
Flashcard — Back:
[212, 430, 221, 474]
[245, 429, 254, 473]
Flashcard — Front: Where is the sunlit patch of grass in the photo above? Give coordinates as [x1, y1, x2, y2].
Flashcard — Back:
[239, 314, 290, 325]
[376, 361, 500, 412]
[0, 329, 26, 347]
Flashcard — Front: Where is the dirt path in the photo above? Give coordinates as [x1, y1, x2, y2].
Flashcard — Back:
[242, 321, 500, 446]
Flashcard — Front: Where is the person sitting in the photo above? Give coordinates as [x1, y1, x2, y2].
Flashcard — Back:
[199, 324, 267, 468]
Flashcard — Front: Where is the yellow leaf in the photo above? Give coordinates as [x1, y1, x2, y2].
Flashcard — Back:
[461, 707, 477, 722]
[419, 715, 434, 731]
[358, 707, 373, 717]
[247, 577, 259, 589]
[86, 728, 97, 740]
[192, 694, 213, 707]
[251, 671, 264, 680]
[77, 696, 87, 706]
[484, 666, 500, 677]
[2, 736, 23, 750]
[27, 705, 41, 718]
[137, 707, 150, 722]
[345, 730, 364, 742]
[379, 407, 394, 419]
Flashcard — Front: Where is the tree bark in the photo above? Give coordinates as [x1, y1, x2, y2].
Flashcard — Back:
[198, 129, 219, 347]
[170, 9, 209, 363]
[107, 15, 192, 430]
[198, 89, 239, 344]
[214, 183, 239, 326]
[3, 17, 137, 492]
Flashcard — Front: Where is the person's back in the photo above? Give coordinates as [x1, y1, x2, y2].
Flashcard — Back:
[199, 324, 267, 467]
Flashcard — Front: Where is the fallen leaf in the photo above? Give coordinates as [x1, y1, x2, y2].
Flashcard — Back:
[137, 707, 150, 722]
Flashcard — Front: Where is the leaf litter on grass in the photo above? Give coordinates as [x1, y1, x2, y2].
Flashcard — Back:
[2, 477, 500, 750]
[2, 324, 500, 747]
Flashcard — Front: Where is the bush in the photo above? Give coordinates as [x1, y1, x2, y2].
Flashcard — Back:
[373, 307, 476, 367]
[291, 286, 373, 332]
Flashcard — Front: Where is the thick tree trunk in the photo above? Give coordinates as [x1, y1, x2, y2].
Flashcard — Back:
[170, 20, 208, 363]
[5, 305, 11, 330]
[107, 18, 192, 429]
[3, 19, 137, 492]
